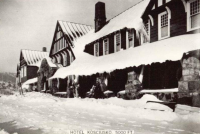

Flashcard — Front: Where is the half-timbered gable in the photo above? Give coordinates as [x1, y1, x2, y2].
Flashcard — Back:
[49, 21, 93, 67]
[84, 0, 150, 57]
[142, 0, 200, 43]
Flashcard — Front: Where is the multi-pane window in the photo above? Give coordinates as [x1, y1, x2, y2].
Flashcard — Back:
[128, 30, 134, 48]
[190, 0, 200, 29]
[104, 39, 109, 55]
[159, 12, 169, 39]
[94, 43, 99, 56]
[116, 33, 121, 52]
[144, 20, 150, 35]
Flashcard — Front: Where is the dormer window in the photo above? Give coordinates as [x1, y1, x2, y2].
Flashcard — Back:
[103, 38, 109, 55]
[158, 11, 170, 40]
[94, 42, 99, 56]
[187, 0, 200, 31]
[115, 33, 121, 52]
[128, 30, 134, 48]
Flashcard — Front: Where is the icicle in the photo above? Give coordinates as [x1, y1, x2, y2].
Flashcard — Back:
[139, 65, 145, 83]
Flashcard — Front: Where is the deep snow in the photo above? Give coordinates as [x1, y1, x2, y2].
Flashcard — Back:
[0, 92, 200, 134]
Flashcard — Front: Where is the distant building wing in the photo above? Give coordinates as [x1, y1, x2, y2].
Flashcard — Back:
[21, 50, 49, 66]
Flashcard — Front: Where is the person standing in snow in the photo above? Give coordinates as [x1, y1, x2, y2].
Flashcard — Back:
[18, 82, 23, 95]
[92, 77, 105, 99]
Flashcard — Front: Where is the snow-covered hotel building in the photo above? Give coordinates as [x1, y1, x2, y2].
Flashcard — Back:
[51, 0, 200, 99]
[16, 48, 49, 84]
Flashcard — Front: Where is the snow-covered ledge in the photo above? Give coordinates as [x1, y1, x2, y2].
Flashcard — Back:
[181, 0, 187, 12]
[165, 6, 171, 19]
[148, 15, 154, 26]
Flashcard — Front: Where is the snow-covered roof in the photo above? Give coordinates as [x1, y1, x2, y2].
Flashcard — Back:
[23, 77, 38, 85]
[34, 56, 60, 68]
[83, 0, 150, 46]
[139, 88, 178, 94]
[50, 33, 200, 79]
[21, 50, 49, 66]
[58, 20, 93, 43]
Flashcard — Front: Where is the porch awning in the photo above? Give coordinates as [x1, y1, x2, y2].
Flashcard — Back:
[50, 33, 200, 79]
[23, 77, 38, 85]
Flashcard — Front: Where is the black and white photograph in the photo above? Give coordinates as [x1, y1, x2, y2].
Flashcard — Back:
[0, 0, 200, 133]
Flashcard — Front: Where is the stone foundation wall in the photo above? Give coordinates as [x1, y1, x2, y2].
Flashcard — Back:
[178, 57, 200, 107]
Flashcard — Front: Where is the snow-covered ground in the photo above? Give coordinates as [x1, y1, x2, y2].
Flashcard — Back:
[0, 92, 200, 134]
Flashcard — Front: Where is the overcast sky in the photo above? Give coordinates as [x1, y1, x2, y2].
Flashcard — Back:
[0, 0, 141, 73]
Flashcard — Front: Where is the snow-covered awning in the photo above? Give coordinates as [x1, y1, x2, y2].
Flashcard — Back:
[139, 88, 178, 94]
[50, 33, 200, 79]
[23, 78, 38, 85]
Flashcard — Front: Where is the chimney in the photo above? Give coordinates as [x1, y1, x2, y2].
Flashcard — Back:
[42, 47, 47, 52]
[95, 2, 106, 32]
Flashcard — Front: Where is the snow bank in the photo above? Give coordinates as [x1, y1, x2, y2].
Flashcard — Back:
[0, 130, 9, 134]
[1, 92, 200, 133]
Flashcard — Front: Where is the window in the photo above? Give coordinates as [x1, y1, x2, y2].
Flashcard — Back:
[24, 66, 26, 77]
[103, 39, 109, 55]
[115, 33, 121, 52]
[128, 30, 134, 48]
[94, 43, 99, 56]
[57, 55, 61, 64]
[188, 0, 200, 30]
[158, 11, 170, 40]
[144, 20, 150, 36]
[20, 67, 23, 78]
[158, 0, 163, 7]
[62, 52, 67, 66]
[63, 39, 66, 48]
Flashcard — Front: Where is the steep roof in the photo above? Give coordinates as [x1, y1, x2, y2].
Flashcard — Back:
[49, 21, 93, 56]
[58, 20, 93, 45]
[21, 49, 49, 66]
[84, 0, 150, 46]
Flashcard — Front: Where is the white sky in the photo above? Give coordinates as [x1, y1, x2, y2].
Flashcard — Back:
[0, 0, 141, 73]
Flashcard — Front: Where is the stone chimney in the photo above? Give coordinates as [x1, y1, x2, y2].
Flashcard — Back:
[42, 47, 47, 52]
[95, 2, 106, 32]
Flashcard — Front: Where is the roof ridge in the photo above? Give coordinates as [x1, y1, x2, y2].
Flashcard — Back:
[58, 20, 93, 27]
[108, 0, 144, 21]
